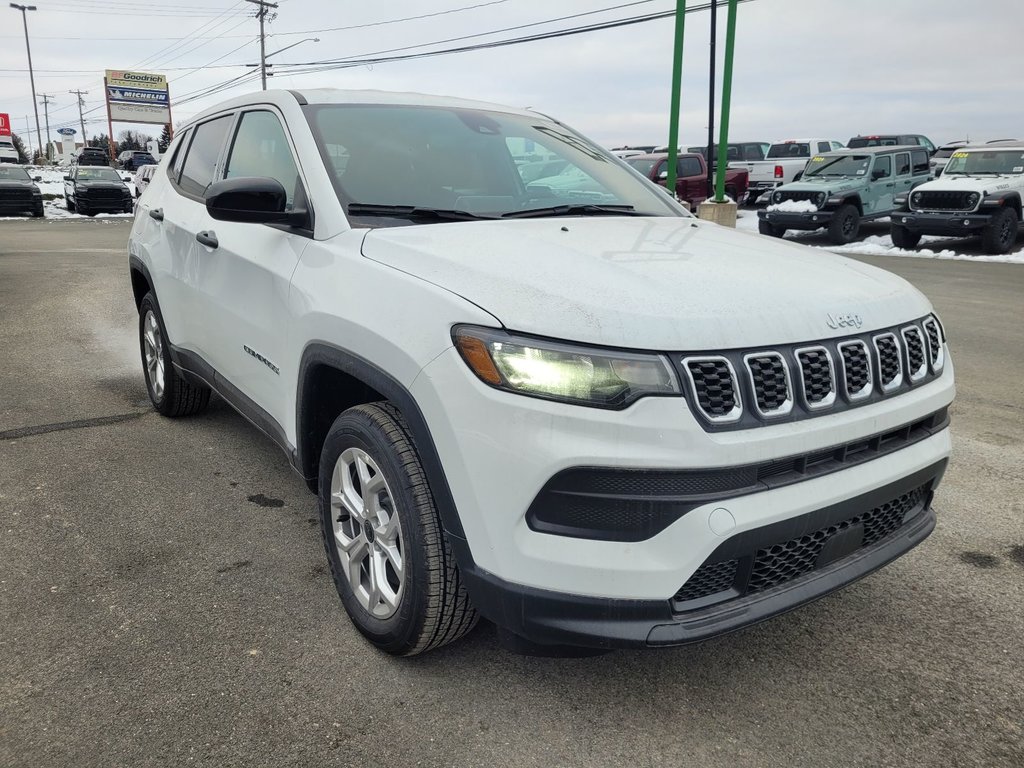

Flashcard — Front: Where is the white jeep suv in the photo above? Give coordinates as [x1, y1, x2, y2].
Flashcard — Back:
[891, 144, 1024, 254]
[128, 89, 955, 656]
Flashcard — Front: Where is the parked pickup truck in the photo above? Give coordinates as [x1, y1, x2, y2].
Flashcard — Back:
[890, 144, 1024, 254]
[625, 152, 749, 209]
[757, 145, 931, 244]
[742, 139, 844, 205]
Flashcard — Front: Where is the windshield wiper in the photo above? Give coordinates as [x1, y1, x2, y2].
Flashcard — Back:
[346, 203, 495, 221]
[501, 204, 643, 219]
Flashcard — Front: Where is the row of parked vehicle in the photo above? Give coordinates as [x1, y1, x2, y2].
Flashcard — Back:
[613, 134, 1023, 254]
[72, 146, 157, 171]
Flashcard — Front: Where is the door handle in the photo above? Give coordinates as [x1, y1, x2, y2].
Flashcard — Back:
[149, 208, 163, 221]
[885, 183, 895, 187]
[196, 231, 219, 249]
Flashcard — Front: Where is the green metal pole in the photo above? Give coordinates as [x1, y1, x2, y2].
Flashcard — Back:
[714, 0, 739, 202]
[665, 0, 687, 201]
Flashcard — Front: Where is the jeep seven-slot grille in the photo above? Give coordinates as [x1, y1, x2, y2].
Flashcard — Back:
[797, 348, 834, 406]
[912, 190, 975, 211]
[685, 359, 738, 419]
[746, 354, 790, 414]
[839, 341, 871, 397]
[672, 485, 928, 606]
[679, 317, 943, 429]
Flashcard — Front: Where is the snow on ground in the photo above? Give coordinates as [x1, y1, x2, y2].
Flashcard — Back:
[0, 165, 135, 221]
[735, 210, 1024, 264]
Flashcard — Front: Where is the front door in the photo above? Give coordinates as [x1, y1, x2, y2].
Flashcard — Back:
[867, 154, 894, 213]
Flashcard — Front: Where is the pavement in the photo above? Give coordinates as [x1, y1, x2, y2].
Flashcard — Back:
[1, 218, 1022, 768]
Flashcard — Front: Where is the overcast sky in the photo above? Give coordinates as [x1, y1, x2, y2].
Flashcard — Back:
[2, 0, 1022, 150]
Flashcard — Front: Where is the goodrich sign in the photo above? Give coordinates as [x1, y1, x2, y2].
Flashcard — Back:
[105, 70, 171, 125]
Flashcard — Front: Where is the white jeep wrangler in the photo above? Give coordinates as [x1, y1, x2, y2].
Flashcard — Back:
[890, 145, 1024, 254]
[127, 89, 955, 656]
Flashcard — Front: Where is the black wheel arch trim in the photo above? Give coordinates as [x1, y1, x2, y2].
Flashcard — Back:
[296, 341, 469, 543]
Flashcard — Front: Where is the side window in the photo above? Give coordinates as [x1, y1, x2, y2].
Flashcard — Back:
[895, 152, 911, 176]
[911, 149, 929, 174]
[922, 137, 935, 153]
[178, 115, 233, 198]
[169, 129, 191, 183]
[817, 142, 831, 154]
[899, 135, 918, 147]
[655, 160, 668, 178]
[873, 155, 892, 179]
[677, 157, 703, 177]
[742, 144, 761, 160]
[831, 141, 844, 151]
[225, 110, 302, 208]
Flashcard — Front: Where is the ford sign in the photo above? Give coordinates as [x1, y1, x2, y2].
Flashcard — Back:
[56, 127, 77, 136]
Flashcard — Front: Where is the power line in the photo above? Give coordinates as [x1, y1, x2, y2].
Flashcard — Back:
[132, 1, 246, 70]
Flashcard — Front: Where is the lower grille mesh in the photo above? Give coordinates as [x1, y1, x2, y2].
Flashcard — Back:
[673, 559, 737, 602]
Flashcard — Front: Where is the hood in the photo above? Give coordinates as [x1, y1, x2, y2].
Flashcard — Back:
[360, 217, 931, 350]
[780, 177, 865, 196]
[76, 179, 127, 189]
[0, 179, 37, 190]
[914, 174, 1009, 193]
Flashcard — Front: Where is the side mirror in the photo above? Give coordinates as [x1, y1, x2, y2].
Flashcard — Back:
[123, 176, 132, 182]
[205, 176, 295, 224]
[33, 175, 42, 182]
[658, 170, 669, 180]
[63, 175, 72, 181]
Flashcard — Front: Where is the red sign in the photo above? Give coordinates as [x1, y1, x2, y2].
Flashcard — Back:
[0, 113, 11, 137]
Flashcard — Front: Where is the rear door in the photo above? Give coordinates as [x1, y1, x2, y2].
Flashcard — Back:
[893, 151, 914, 200]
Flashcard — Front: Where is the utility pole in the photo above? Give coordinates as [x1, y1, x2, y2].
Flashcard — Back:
[245, 0, 278, 91]
[10, 4, 43, 158]
[665, 1, 687, 202]
[39, 93, 54, 163]
[706, 0, 717, 199]
[69, 88, 88, 140]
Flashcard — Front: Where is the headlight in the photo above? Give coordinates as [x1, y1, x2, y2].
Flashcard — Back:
[772, 191, 782, 203]
[911, 191, 923, 207]
[814, 192, 826, 207]
[966, 192, 980, 208]
[453, 326, 681, 409]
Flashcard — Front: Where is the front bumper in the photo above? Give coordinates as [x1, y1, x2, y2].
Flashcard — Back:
[758, 208, 832, 230]
[461, 459, 943, 648]
[892, 210, 991, 235]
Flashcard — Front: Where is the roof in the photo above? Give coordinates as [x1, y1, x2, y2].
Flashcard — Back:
[627, 152, 703, 160]
[184, 88, 537, 129]
[959, 143, 1024, 152]
[826, 145, 923, 156]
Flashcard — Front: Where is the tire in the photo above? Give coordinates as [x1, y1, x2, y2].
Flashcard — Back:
[138, 293, 211, 417]
[890, 225, 921, 249]
[758, 219, 784, 237]
[319, 403, 478, 656]
[828, 204, 860, 244]
[66, 197, 75, 212]
[32, 206, 44, 218]
[980, 207, 1019, 255]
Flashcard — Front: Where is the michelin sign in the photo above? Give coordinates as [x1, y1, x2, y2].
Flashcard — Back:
[105, 70, 170, 124]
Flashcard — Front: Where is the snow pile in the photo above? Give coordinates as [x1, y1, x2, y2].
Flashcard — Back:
[766, 199, 817, 213]
[0, 165, 135, 220]
[828, 235, 1024, 264]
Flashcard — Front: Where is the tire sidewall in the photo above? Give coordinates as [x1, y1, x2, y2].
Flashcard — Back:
[830, 205, 859, 244]
[318, 408, 434, 652]
[138, 293, 174, 414]
[987, 208, 1018, 253]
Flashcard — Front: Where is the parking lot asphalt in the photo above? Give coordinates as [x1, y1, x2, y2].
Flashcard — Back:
[1, 218, 1022, 768]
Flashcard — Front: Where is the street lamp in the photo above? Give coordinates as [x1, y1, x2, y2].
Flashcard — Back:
[246, 37, 319, 81]
[10, 3, 43, 161]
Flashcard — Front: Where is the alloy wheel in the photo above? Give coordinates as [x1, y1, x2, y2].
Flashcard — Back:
[142, 310, 165, 400]
[330, 447, 405, 619]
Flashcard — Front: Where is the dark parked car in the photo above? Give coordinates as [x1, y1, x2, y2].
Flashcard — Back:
[847, 134, 936, 154]
[626, 152, 749, 209]
[63, 166, 133, 215]
[75, 147, 111, 166]
[119, 150, 157, 171]
[0, 166, 44, 217]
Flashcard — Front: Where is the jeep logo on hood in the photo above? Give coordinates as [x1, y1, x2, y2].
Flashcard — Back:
[826, 312, 863, 330]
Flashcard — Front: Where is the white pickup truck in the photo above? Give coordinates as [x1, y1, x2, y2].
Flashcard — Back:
[742, 138, 844, 205]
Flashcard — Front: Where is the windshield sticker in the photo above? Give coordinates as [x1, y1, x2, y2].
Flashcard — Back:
[810, 156, 825, 162]
[856, 169, 866, 175]
[951, 151, 969, 158]
[1014, 166, 1024, 173]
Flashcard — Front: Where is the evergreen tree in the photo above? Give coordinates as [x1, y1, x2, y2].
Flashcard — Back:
[158, 124, 172, 153]
[88, 133, 109, 149]
[10, 132, 30, 164]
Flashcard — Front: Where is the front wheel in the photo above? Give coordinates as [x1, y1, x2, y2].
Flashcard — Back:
[319, 403, 478, 655]
[890, 225, 921, 249]
[981, 207, 1019, 254]
[138, 293, 211, 417]
[66, 197, 75, 212]
[758, 219, 785, 237]
[828, 204, 860, 244]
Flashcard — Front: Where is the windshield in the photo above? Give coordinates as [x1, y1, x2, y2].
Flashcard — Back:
[304, 104, 680, 222]
[0, 167, 31, 180]
[848, 137, 898, 148]
[933, 146, 964, 159]
[767, 143, 810, 159]
[625, 157, 657, 175]
[77, 168, 122, 182]
[943, 150, 1024, 175]
[804, 154, 872, 177]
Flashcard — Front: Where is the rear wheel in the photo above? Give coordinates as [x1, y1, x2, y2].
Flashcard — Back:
[319, 403, 478, 655]
[981, 207, 1019, 254]
[139, 293, 211, 417]
[66, 196, 75, 213]
[890, 225, 921, 249]
[758, 220, 785, 237]
[827, 204, 860, 244]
